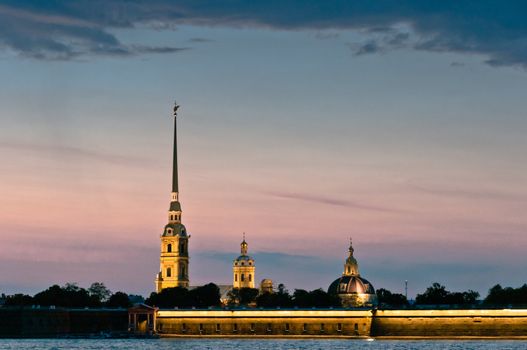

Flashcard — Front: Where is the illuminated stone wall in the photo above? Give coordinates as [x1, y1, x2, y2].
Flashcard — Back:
[156, 309, 527, 338]
[371, 309, 527, 338]
[157, 309, 373, 337]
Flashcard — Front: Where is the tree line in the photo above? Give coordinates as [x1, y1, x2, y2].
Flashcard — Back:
[1, 282, 134, 308]
[377, 283, 527, 307]
[144, 283, 341, 308]
[2, 282, 527, 308]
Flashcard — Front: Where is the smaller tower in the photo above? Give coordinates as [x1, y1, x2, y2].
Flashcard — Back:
[343, 238, 359, 276]
[232, 233, 255, 289]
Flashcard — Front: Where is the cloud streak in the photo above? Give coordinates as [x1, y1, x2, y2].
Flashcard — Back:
[0, 1, 526, 67]
[266, 191, 403, 213]
[0, 141, 154, 166]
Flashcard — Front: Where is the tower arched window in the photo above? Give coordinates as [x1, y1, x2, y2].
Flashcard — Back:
[167, 244, 172, 253]
[249, 274, 252, 282]
[241, 274, 245, 282]
[167, 267, 172, 277]
[235, 274, 238, 282]
[181, 264, 186, 277]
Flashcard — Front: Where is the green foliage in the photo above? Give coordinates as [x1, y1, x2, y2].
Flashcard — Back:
[4, 293, 34, 306]
[192, 283, 221, 307]
[227, 287, 259, 306]
[88, 282, 112, 303]
[256, 283, 293, 308]
[145, 283, 221, 308]
[376, 288, 409, 307]
[484, 284, 527, 306]
[106, 291, 131, 308]
[33, 284, 101, 307]
[292, 288, 341, 308]
[145, 287, 190, 308]
[415, 283, 480, 305]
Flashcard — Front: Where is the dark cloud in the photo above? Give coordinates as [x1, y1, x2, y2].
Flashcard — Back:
[409, 183, 527, 202]
[188, 37, 214, 43]
[0, 1, 526, 67]
[266, 191, 403, 213]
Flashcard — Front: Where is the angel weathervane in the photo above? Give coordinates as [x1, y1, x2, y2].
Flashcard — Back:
[173, 101, 180, 117]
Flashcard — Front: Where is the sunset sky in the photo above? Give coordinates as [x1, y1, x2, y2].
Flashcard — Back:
[1, 1, 526, 298]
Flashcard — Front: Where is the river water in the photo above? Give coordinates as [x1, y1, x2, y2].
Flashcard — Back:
[0, 339, 526, 350]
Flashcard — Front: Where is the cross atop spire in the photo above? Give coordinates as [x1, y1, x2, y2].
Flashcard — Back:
[241, 233, 248, 256]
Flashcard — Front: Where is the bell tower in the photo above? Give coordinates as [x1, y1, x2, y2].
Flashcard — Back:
[232, 233, 256, 289]
[155, 101, 190, 292]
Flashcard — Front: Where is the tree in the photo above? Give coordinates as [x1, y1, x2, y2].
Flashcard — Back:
[239, 288, 259, 305]
[416, 283, 448, 305]
[189, 283, 221, 307]
[106, 291, 131, 308]
[33, 283, 100, 307]
[256, 283, 292, 308]
[292, 289, 341, 308]
[376, 288, 409, 307]
[145, 287, 190, 308]
[311, 288, 342, 307]
[484, 284, 527, 306]
[415, 283, 479, 306]
[4, 293, 34, 306]
[227, 287, 259, 306]
[88, 282, 112, 303]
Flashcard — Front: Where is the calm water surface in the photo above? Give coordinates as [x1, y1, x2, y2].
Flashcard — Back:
[0, 339, 526, 350]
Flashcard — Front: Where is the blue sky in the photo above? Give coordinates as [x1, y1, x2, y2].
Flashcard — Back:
[0, 1, 526, 298]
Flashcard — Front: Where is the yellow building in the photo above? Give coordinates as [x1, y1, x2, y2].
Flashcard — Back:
[232, 234, 255, 289]
[155, 102, 190, 291]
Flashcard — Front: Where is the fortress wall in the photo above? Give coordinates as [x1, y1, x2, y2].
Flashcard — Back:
[69, 309, 128, 335]
[371, 309, 527, 338]
[0, 308, 128, 337]
[157, 310, 373, 337]
[0, 308, 70, 337]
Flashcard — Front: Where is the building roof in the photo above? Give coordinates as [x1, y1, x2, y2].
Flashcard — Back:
[169, 201, 181, 212]
[163, 222, 187, 237]
[328, 275, 375, 295]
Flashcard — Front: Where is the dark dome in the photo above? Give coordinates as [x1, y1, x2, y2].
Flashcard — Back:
[328, 275, 375, 295]
[163, 222, 187, 237]
[233, 255, 254, 265]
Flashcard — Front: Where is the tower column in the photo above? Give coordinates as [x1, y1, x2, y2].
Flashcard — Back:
[155, 102, 190, 292]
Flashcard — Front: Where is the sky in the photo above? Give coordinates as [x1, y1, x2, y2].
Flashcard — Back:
[0, 1, 526, 299]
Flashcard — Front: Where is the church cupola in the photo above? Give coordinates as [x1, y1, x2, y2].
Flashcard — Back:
[344, 238, 359, 276]
[233, 233, 255, 289]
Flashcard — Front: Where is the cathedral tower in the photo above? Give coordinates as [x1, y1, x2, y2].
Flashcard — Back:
[155, 102, 189, 292]
[232, 233, 255, 289]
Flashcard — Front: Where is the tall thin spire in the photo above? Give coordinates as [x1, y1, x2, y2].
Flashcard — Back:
[172, 101, 180, 195]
